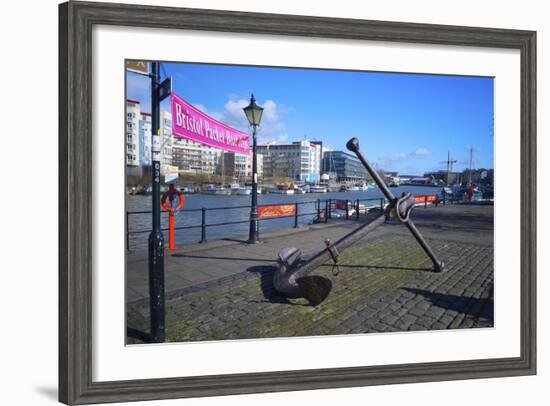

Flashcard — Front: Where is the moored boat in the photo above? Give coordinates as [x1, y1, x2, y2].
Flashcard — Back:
[265, 184, 295, 194]
[310, 185, 327, 193]
[202, 184, 231, 195]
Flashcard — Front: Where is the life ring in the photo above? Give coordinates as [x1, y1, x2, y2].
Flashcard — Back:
[161, 188, 184, 212]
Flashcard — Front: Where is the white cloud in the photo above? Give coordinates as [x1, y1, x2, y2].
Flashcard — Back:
[413, 147, 431, 156]
[212, 96, 290, 144]
[376, 146, 432, 172]
[174, 95, 291, 145]
[381, 152, 408, 162]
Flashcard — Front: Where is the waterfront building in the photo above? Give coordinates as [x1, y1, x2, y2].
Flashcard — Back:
[423, 170, 461, 185]
[257, 140, 322, 182]
[138, 113, 152, 166]
[322, 150, 368, 182]
[172, 137, 222, 175]
[126, 99, 142, 167]
[383, 171, 400, 184]
[223, 152, 263, 181]
[159, 111, 173, 174]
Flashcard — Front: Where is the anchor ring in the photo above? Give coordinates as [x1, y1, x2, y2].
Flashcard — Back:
[395, 193, 414, 223]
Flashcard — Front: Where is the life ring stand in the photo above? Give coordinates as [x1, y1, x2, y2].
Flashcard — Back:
[161, 187, 184, 212]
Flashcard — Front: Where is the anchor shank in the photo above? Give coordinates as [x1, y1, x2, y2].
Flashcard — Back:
[404, 219, 444, 272]
[294, 213, 387, 279]
[346, 138, 397, 204]
[346, 137, 444, 272]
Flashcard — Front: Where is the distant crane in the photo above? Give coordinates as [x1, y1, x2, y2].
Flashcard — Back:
[467, 146, 474, 185]
[439, 151, 458, 185]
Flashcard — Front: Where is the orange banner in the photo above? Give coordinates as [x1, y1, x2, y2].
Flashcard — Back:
[258, 204, 296, 219]
[414, 195, 437, 203]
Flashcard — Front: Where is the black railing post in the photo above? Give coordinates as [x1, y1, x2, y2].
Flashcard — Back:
[380, 197, 384, 211]
[345, 199, 349, 220]
[356, 200, 360, 220]
[126, 211, 130, 251]
[294, 202, 299, 228]
[425, 196, 428, 208]
[317, 198, 321, 221]
[200, 208, 207, 243]
[324, 200, 329, 223]
[328, 199, 332, 219]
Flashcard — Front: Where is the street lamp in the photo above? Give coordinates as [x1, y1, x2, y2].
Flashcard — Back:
[243, 94, 264, 244]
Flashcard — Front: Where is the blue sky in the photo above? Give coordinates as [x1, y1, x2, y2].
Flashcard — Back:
[127, 62, 494, 175]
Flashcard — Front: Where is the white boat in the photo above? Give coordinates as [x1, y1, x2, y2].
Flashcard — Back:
[235, 187, 252, 195]
[229, 183, 251, 195]
[266, 184, 295, 194]
[202, 184, 231, 195]
[310, 185, 327, 193]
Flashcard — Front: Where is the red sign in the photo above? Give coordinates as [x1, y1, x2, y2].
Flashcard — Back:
[258, 204, 296, 219]
[414, 195, 437, 203]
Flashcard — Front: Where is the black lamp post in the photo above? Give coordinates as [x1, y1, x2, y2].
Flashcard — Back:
[243, 94, 264, 244]
[148, 62, 165, 343]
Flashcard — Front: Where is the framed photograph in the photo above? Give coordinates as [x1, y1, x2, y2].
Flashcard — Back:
[59, 1, 536, 404]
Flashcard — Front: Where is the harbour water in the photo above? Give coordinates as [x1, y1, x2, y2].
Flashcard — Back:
[126, 185, 442, 250]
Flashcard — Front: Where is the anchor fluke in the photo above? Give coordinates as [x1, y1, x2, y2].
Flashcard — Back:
[274, 247, 333, 306]
[296, 276, 332, 306]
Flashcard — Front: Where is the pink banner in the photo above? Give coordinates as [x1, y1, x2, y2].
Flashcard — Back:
[171, 93, 251, 154]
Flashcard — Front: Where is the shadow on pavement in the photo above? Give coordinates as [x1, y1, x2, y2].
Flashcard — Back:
[403, 287, 494, 320]
[246, 265, 308, 306]
[172, 253, 274, 262]
[324, 264, 433, 272]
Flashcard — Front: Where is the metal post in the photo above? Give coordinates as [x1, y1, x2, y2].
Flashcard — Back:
[324, 200, 328, 223]
[248, 125, 260, 243]
[168, 212, 175, 250]
[380, 197, 384, 211]
[425, 195, 428, 208]
[200, 208, 207, 243]
[126, 211, 130, 251]
[328, 199, 332, 219]
[355, 200, 360, 220]
[317, 198, 321, 221]
[148, 61, 165, 343]
[294, 202, 299, 228]
[345, 200, 349, 220]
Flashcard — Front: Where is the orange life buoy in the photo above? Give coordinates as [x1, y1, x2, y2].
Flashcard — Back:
[161, 188, 184, 212]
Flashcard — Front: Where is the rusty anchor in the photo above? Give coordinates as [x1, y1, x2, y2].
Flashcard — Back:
[273, 137, 445, 306]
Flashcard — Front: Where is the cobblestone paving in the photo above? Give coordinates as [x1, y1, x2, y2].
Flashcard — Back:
[127, 234, 493, 343]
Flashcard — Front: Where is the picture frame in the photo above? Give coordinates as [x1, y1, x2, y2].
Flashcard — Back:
[59, 1, 536, 404]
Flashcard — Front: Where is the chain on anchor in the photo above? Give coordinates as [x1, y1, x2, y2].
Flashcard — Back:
[324, 239, 341, 276]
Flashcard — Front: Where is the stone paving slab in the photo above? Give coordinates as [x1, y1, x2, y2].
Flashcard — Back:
[127, 232, 494, 343]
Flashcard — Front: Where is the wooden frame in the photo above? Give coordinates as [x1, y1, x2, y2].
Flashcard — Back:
[59, 1, 536, 404]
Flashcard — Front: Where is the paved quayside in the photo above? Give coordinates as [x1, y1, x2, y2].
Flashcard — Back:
[127, 203, 494, 342]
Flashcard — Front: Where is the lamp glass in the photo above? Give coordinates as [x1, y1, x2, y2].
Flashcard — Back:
[243, 98, 264, 126]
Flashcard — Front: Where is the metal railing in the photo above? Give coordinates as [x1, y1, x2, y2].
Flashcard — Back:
[126, 194, 444, 251]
